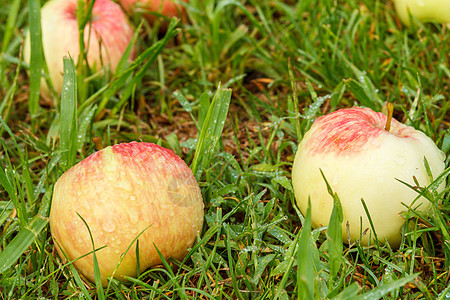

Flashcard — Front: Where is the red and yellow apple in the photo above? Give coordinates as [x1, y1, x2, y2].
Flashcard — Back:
[393, 0, 450, 26]
[50, 142, 204, 286]
[24, 0, 135, 96]
[292, 107, 445, 247]
[118, 0, 187, 23]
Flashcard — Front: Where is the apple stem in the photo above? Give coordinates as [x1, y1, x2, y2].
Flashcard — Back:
[384, 102, 394, 132]
[92, 137, 104, 151]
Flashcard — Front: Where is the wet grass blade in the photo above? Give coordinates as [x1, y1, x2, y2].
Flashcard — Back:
[320, 170, 344, 289]
[27, 0, 43, 117]
[0, 214, 48, 274]
[1, 0, 20, 54]
[97, 19, 179, 116]
[59, 57, 78, 171]
[354, 273, 419, 300]
[190, 86, 232, 179]
[297, 200, 317, 300]
[77, 213, 105, 300]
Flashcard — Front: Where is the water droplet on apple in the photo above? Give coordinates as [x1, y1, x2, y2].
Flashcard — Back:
[130, 195, 136, 201]
[102, 219, 116, 232]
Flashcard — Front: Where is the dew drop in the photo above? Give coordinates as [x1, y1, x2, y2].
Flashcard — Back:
[102, 219, 116, 232]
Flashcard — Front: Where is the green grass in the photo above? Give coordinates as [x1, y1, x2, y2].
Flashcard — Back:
[0, 0, 449, 298]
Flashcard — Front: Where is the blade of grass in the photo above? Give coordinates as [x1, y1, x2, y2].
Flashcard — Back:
[354, 273, 419, 300]
[0, 214, 48, 274]
[27, 0, 43, 117]
[77, 213, 105, 299]
[97, 18, 179, 117]
[190, 86, 232, 179]
[361, 198, 381, 251]
[53, 239, 95, 300]
[224, 225, 244, 299]
[0, 140, 28, 226]
[297, 200, 316, 300]
[320, 170, 344, 290]
[59, 56, 78, 171]
[0, 0, 21, 87]
[154, 244, 186, 300]
[75, 0, 95, 102]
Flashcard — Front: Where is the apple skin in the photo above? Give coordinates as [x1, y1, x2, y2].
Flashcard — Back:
[292, 107, 446, 247]
[24, 0, 135, 97]
[393, 0, 450, 26]
[118, 0, 187, 23]
[50, 142, 204, 286]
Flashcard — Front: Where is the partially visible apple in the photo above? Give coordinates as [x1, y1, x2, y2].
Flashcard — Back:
[292, 107, 446, 247]
[24, 0, 135, 97]
[393, 0, 450, 26]
[50, 142, 204, 286]
[118, 0, 187, 23]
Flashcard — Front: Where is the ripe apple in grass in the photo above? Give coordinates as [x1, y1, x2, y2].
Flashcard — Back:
[393, 0, 450, 26]
[50, 142, 204, 286]
[292, 107, 446, 247]
[24, 0, 135, 97]
[118, 0, 188, 24]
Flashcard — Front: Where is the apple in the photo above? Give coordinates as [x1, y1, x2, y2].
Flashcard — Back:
[24, 0, 135, 97]
[292, 107, 446, 247]
[118, 0, 187, 23]
[393, 0, 450, 26]
[50, 142, 204, 286]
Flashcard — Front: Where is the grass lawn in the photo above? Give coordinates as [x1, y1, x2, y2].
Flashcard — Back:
[0, 0, 449, 298]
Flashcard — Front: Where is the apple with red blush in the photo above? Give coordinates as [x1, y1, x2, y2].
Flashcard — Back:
[24, 0, 135, 97]
[292, 106, 446, 247]
[118, 0, 188, 24]
[50, 142, 204, 286]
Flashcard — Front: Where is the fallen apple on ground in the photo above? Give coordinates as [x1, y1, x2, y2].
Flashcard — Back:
[118, 0, 187, 24]
[50, 142, 204, 286]
[24, 0, 135, 97]
[393, 0, 450, 26]
[292, 106, 446, 247]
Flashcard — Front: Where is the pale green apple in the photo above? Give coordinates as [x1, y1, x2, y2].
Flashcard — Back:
[394, 0, 450, 26]
[292, 107, 446, 247]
